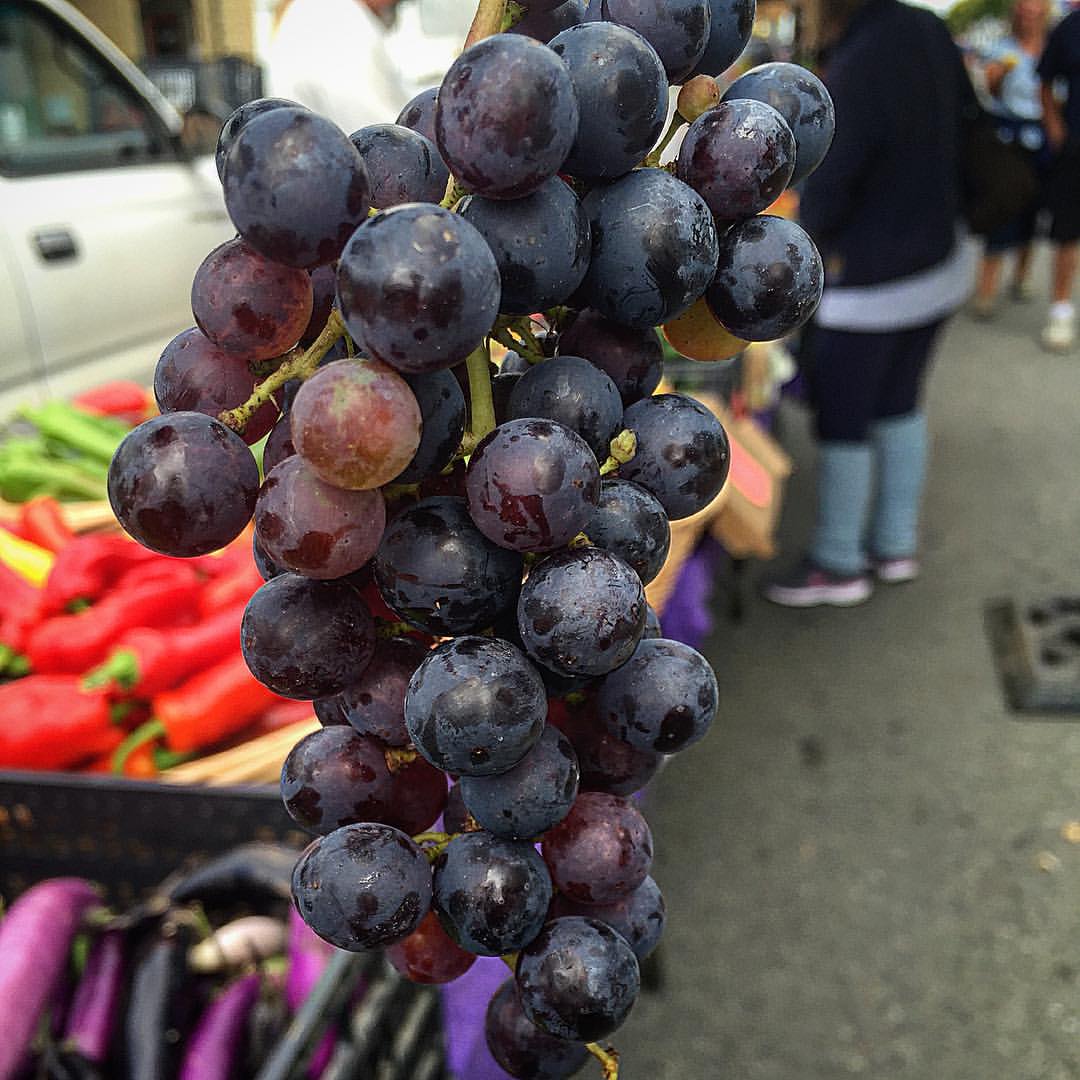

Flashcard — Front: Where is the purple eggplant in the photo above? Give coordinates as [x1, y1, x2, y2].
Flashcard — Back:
[63, 930, 126, 1065]
[179, 972, 262, 1080]
[0, 878, 101, 1080]
[286, 908, 337, 1077]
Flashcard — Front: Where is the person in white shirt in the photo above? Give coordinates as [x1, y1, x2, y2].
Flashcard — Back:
[265, 0, 412, 133]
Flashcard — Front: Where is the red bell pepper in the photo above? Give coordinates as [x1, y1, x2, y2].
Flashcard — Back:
[114, 654, 281, 766]
[18, 497, 73, 555]
[27, 564, 202, 674]
[83, 602, 246, 698]
[0, 562, 41, 655]
[0, 675, 118, 770]
[40, 534, 164, 615]
[72, 380, 151, 426]
[197, 562, 263, 618]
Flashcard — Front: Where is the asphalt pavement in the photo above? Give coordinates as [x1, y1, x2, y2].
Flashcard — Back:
[618, 244, 1080, 1080]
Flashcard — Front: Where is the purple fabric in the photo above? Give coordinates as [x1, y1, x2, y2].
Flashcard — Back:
[657, 535, 725, 650]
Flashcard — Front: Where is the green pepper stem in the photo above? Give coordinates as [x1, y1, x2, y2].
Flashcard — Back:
[82, 648, 140, 692]
[111, 719, 165, 774]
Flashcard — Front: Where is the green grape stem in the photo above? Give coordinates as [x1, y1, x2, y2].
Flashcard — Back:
[492, 315, 546, 364]
[644, 113, 687, 169]
[587, 1043, 620, 1079]
[466, 341, 497, 443]
[599, 429, 637, 475]
[218, 309, 347, 434]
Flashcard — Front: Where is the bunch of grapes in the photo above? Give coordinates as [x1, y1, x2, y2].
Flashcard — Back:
[106, 0, 833, 1074]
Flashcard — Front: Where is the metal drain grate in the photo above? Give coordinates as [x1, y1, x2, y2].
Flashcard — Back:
[985, 596, 1080, 714]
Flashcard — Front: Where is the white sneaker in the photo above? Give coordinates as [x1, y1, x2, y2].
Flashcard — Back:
[1041, 311, 1076, 352]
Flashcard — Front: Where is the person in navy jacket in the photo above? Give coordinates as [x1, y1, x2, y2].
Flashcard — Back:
[764, 0, 977, 607]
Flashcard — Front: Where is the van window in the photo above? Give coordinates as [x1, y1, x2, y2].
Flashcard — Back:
[0, 2, 170, 176]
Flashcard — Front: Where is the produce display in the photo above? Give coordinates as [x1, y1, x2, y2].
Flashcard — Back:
[0, 847, 435, 1079]
[71, 1, 835, 1077]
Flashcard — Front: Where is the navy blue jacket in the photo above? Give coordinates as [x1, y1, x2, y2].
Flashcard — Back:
[799, 0, 975, 288]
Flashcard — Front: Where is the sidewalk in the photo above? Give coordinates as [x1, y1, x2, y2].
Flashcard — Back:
[620, 250, 1080, 1079]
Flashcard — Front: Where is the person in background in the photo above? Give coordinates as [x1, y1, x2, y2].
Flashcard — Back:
[763, 0, 977, 608]
[1038, 3, 1080, 351]
[971, 0, 1051, 319]
[264, 0, 410, 133]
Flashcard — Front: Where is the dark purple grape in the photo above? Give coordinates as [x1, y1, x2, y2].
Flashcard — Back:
[465, 419, 600, 553]
[554, 707, 662, 795]
[492, 371, 523, 425]
[405, 636, 547, 777]
[392, 370, 466, 484]
[281, 726, 397, 834]
[485, 978, 592, 1079]
[300, 264, 338, 347]
[459, 725, 580, 840]
[594, 637, 718, 753]
[557, 308, 664, 406]
[385, 755, 449, 835]
[507, 355, 623, 459]
[509, 0, 588, 41]
[335, 636, 429, 747]
[349, 123, 450, 208]
[541, 790, 652, 903]
[691, 0, 756, 76]
[396, 87, 439, 145]
[262, 414, 296, 474]
[550, 875, 665, 960]
[386, 911, 477, 985]
[585, 478, 670, 585]
[676, 98, 795, 225]
[458, 178, 590, 315]
[706, 214, 823, 341]
[223, 107, 371, 269]
[108, 412, 259, 557]
[253, 533, 284, 581]
[313, 695, 348, 725]
[432, 832, 553, 955]
[643, 603, 662, 638]
[601, 0, 711, 82]
[373, 497, 523, 636]
[549, 21, 668, 181]
[291, 358, 422, 490]
[292, 823, 432, 950]
[580, 168, 718, 329]
[517, 547, 645, 678]
[337, 204, 500, 374]
[435, 34, 579, 199]
[722, 61, 835, 184]
[516, 916, 640, 1041]
[215, 96, 304, 182]
[153, 328, 278, 445]
[254, 456, 385, 580]
[241, 573, 375, 699]
[620, 392, 730, 520]
[191, 238, 314, 360]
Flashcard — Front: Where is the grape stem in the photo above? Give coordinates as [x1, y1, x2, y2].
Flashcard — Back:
[383, 746, 419, 772]
[466, 341, 497, 443]
[412, 830, 460, 861]
[599, 429, 637, 476]
[644, 113, 687, 168]
[465, 0, 508, 48]
[587, 1043, 620, 1079]
[218, 309, 347, 434]
[492, 315, 545, 364]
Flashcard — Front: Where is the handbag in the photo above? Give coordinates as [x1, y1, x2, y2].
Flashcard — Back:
[960, 106, 1041, 236]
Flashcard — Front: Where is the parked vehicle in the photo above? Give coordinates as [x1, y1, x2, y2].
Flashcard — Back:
[0, 0, 235, 418]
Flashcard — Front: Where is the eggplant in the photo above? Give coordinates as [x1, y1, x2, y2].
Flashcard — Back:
[179, 972, 262, 1080]
[164, 844, 296, 906]
[63, 930, 126, 1065]
[0, 878, 101, 1080]
[123, 921, 197, 1080]
[285, 909, 338, 1077]
[188, 916, 287, 974]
